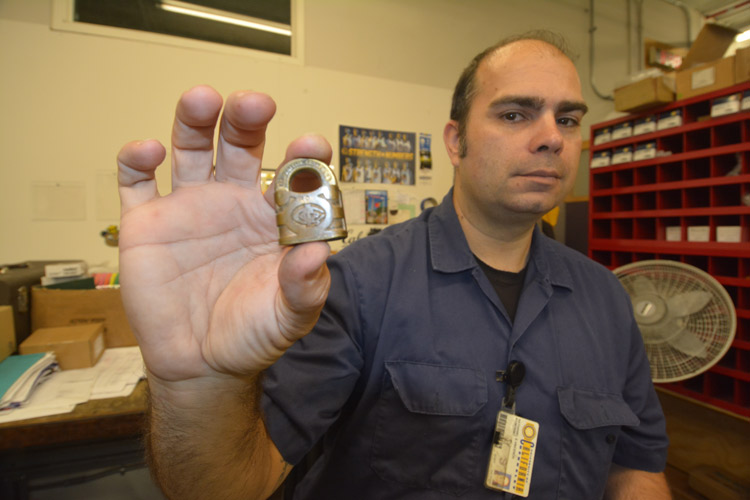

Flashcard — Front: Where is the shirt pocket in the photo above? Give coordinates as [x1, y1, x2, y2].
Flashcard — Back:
[370, 361, 488, 496]
[556, 386, 640, 498]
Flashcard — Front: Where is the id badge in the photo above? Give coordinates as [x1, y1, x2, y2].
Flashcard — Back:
[484, 410, 539, 497]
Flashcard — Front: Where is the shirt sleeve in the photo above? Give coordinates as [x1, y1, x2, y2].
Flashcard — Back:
[261, 255, 365, 465]
[612, 312, 670, 472]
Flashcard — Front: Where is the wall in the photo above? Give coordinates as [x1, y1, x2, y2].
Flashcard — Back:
[0, 0, 702, 268]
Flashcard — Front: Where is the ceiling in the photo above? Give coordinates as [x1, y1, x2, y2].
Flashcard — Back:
[681, 0, 750, 33]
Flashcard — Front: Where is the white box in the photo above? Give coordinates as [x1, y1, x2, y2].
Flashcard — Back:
[44, 261, 87, 278]
[666, 226, 682, 241]
[593, 128, 612, 146]
[711, 94, 741, 117]
[716, 226, 742, 242]
[611, 146, 633, 165]
[590, 151, 611, 168]
[657, 110, 682, 130]
[611, 122, 633, 140]
[687, 226, 710, 242]
[633, 116, 657, 135]
[633, 142, 657, 161]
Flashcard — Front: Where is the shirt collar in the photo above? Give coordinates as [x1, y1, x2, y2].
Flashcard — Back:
[427, 188, 574, 290]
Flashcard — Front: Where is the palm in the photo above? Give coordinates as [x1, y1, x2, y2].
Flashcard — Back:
[121, 180, 282, 380]
[117, 87, 332, 383]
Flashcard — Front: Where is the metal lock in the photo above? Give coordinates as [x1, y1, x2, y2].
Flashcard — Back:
[274, 158, 348, 245]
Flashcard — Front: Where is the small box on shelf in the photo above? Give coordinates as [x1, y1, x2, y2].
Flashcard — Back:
[687, 226, 710, 242]
[590, 150, 611, 168]
[634, 142, 657, 161]
[593, 127, 612, 146]
[611, 146, 633, 165]
[711, 93, 741, 117]
[716, 226, 742, 242]
[657, 109, 682, 130]
[633, 116, 657, 135]
[611, 121, 633, 140]
[665, 226, 682, 241]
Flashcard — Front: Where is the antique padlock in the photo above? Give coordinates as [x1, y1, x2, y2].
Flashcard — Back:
[274, 158, 348, 245]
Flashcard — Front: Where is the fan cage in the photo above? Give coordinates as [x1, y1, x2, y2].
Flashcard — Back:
[613, 260, 736, 383]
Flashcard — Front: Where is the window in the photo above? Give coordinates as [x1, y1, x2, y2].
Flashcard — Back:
[54, 0, 295, 57]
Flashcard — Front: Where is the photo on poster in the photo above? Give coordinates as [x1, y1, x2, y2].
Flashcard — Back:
[339, 125, 415, 185]
[419, 133, 432, 170]
[365, 190, 388, 224]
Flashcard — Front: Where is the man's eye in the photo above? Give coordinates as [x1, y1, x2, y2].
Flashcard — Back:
[558, 117, 580, 127]
[502, 112, 522, 122]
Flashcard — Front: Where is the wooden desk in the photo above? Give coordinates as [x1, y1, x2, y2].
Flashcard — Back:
[0, 379, 148, 451]
[0, 380, 149, 500]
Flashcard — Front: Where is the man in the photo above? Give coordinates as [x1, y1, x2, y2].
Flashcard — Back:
[117, 31, 670, 499]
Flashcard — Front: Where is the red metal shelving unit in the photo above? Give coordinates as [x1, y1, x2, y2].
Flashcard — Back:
[588, 81, 750, 418]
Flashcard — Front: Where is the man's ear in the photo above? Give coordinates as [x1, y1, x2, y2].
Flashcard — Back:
[443, 120, 461, 168]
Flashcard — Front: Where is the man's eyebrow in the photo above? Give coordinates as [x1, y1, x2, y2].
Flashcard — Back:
[558, 100, 589, 115]
[489, 95, 544, 110]
[489, 96, 588, 116]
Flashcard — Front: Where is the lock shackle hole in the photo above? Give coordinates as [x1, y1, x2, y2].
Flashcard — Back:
[289, 168, 323, 193]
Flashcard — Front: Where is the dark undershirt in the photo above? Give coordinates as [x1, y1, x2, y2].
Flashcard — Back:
[475, 257, 527, 324]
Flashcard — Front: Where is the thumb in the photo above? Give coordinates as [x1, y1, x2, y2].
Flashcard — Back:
[276, 242, 331, 341]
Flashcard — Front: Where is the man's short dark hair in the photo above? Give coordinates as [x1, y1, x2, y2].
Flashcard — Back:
[450, 30, 576, 157]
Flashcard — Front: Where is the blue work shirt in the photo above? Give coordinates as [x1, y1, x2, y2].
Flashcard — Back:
[262, 189, 668, 499]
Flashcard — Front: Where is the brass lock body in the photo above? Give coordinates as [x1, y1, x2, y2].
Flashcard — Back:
[274, 158, 348, 245]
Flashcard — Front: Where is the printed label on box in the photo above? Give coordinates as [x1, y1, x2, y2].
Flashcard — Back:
[665, 226, 681, 242]
[691, 66, 716, 90]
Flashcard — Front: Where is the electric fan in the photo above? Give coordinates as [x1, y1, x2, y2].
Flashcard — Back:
[613, 260, 736, 383]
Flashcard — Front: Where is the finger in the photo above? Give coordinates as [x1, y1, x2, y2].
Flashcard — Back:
[214, 91, 277, 188]
[171, 85, 223, 188]
[118, 139, 167, 213]
[276, 242, 332, 341]
[263, 134, 333, 206]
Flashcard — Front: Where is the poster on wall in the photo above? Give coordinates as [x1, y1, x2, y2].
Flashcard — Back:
[365, 190, 388, 224]
[339, 125, 415, 185]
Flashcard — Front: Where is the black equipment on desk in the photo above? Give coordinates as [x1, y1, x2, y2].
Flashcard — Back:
[0, 261, 67, 348]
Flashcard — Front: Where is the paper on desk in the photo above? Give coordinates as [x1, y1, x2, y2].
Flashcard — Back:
[0, 347, 145, 424]
[89, 346, 145, 399]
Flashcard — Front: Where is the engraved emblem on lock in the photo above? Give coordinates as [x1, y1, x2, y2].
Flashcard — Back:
[274, 158, 348, 245]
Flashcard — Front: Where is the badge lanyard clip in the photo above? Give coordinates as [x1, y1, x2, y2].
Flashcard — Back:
[496, 360, 525, 414]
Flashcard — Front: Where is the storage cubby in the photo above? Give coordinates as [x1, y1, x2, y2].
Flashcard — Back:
[588, 81, 750, 418]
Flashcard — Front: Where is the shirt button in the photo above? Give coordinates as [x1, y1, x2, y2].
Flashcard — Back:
[606, 434, 616, 444]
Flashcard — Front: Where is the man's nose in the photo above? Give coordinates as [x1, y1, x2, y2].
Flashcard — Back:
[530, 114, 563, 154]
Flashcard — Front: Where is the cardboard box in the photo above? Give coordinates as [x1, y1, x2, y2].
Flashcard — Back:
[736, 46, 750, 83]
[0, 305, 15, 363]
[20, 323, 105, 370]
[676, 56, 736, 100]
[31, 287, 137, 348]
[681, 24, 738, 70]
[614, 76, 675, 113]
